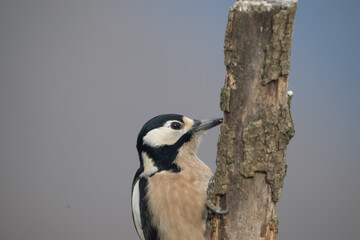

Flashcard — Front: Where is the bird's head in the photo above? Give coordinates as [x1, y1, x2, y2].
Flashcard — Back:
[136, 114, 222, 175]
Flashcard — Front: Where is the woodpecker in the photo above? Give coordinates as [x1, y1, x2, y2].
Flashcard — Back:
[131, 114, 222, 240]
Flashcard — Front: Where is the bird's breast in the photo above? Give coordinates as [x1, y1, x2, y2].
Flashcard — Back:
[146, 154, 212, 240]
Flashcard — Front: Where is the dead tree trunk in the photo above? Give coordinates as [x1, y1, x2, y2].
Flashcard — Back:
[207, 1, 297, 239]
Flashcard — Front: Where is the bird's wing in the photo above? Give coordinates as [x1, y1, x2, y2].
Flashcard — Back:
[132, 169, 158, 240]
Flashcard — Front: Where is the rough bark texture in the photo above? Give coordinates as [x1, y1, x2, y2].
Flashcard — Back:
[207, 1, 297, 240]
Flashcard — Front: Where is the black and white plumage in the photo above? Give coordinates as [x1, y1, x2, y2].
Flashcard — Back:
[131, 114, 222, 240]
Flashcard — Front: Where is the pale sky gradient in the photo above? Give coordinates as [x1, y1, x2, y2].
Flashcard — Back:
[1, 0, 359, 239]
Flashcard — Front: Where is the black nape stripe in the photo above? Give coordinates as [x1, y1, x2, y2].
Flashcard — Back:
[141, 132, 192, 173]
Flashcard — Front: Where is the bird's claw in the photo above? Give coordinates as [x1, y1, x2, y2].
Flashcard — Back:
[206, 176, 228, 214]
[206, 200, 228, 215]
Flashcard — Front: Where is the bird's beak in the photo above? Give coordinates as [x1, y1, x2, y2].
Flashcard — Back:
[192, 118, 223, 133]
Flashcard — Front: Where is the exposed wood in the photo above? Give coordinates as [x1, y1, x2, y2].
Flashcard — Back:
[207, 1, 297, 239]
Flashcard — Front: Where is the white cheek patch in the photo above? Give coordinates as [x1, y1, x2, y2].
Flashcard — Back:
[142, 120, 193, 148]
[143, 127, 179, 147]
[140, 152, 158, 177]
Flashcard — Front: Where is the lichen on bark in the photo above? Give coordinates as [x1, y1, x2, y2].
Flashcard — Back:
[212, 123, 235, 196]
[240, 105, 294, 202]
[262, 7, 296, 85]
[220, 88, 231, 113]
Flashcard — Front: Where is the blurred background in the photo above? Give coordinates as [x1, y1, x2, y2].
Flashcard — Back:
[0, 0, 359, 239]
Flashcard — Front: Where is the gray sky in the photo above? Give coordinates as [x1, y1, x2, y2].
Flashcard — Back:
[0, 0, 359, 239]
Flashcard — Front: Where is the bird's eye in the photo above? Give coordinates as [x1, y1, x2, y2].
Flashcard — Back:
[170, 122, 181, 130]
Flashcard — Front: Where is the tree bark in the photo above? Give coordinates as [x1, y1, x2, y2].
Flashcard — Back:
[207, 1, 297, 239]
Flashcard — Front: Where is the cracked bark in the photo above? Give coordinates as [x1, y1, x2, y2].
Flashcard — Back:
[206, 1, 297, 239]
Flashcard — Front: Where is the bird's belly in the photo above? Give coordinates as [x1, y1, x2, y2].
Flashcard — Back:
[146, 169, 211, 240]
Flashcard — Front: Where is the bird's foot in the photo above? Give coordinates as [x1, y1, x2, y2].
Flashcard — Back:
[206, 200, 228, 215]
[206, 176, 228, 215]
